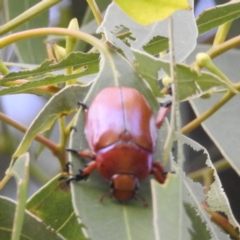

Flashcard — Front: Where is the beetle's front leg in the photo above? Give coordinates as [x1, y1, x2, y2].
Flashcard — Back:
[151, 162, 167, 184]
[66, 148, 96, 159]
[66, 161, 97, 184]
[78, 101, 89, 111]
[156, 101, 172, 128]
[62, 148, 96, 184]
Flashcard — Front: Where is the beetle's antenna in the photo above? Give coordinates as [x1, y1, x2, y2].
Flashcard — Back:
[99, 191, 111, 202]
[135, 193, 148, 207]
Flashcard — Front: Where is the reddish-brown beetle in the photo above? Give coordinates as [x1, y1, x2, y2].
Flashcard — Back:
[66, 86, 171, 202]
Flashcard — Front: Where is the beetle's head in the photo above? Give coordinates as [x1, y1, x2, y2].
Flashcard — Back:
[110, 174, 139, 201]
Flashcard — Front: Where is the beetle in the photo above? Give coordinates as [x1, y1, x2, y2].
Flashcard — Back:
[65, 86, 171, 202]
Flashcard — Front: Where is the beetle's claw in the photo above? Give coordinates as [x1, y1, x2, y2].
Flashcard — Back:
[167, 84, 172, 95]
[162, 171, 168, 178]
[160, 100, 172, 108]
[78, 101, 88, 110]
[64, 162, 73, 172]
[58, 176, 67, 181]
[70, 126, 77, 132]
[66, 177, 77, 184]
[70, 172, 89, 182]
[66, 148, 79, 156]
[59, 171, 89, 185]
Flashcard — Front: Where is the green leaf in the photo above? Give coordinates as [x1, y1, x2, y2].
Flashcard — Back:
[181, 135, 238, 237]
[8, 153, 30, 240]
[133, 51, 234, 101]
[98, 0, 197, 62]
[3, 0, 49, 63]
[143, 36, 169, 55]
[151, 175, 212, 240]
[0, 197, 64, 239]
[151, 175, 191, 239]
[13, 85, 89, 159]
[197, 1, 240, 35]
[113, 0, 191, 25]
[27, 174, 87, 240]
[68, 50, 166, 240]
[0, 72, 89, 96]
[188, 46, 240, 178]
[1, 52, 100, 83]
[151, 134, 236, 239]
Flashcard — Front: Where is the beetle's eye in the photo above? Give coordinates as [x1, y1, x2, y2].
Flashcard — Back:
[110, 181, 114, 189]
[134, 182, 139, 191]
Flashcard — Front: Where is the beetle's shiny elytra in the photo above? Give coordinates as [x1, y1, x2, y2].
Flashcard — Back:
[66, 86, 170, 203]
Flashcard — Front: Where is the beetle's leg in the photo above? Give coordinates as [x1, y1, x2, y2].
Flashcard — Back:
[66, 161, 96, 184]
[59, 152, 96, 183]
[167, 84, 172, 95]
[69, 101, 88, 132]
[64, 162, 73, 172]
[78, 101, 89, 111]
[156, 100, 172, 128]
[151, 162, 167, 184]
[70, 126, 77, 132]
[66, 148, 96, 159]
[69, 102, 88, 132]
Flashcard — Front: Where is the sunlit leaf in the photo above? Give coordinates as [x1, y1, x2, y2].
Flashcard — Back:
[98, 1, 197, 62]
[113, 0, 191, 25]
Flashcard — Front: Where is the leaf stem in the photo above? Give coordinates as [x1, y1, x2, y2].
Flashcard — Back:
[188, 158, 229, 180]
[181, 91, 231, 134]
[0, 27, 118, 85]
[86, 0, 106, 41]
[162, 17, 176, 165]
[0, 0, 61, 35]
[196, 53, 237, 93]
[181, 35, 240, 134]
[213, 21, 233, 46]
[207, 35, 240, 59]
[57, 117, 69, 170]
[86, 0, 103, 26]
[0, 112, 58, 155]
[203, 204, 240, 239]
[0, 56, 10, 75]
[181, 87, 237, 134]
